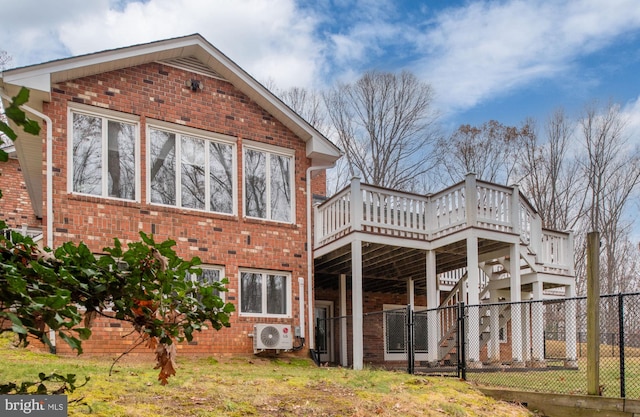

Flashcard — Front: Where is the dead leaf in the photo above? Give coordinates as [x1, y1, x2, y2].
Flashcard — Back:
[154, 342, 177, 385]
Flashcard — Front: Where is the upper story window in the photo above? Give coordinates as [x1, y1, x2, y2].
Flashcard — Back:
[148, 121, 236, 214]
[243, 141, 294, 223]
[68, 105, 140, 200]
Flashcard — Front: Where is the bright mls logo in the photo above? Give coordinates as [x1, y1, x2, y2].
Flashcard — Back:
[1, 395, 67, 416]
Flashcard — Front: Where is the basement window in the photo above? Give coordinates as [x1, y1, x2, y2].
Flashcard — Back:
[239, 269, 291, 317]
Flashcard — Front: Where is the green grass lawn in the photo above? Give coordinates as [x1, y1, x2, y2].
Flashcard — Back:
[0, 334, 533, 417]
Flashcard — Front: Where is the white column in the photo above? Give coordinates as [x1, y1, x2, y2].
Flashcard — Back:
[352, 240, 364, 370]
[565, 283, 578, 366]
[510, 243, 524, 365]
[467, 236, 481, 364]
[521, 293, 531, 363]
[488, 296, 501, 363]
[407, 278, 415, 308]
[531, 281, 545, 363]
[340, 274, 348, 367]
[426, 250, 439, 363]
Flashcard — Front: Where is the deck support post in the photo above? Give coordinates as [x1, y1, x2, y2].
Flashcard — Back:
[352, 240, 364, 370]
[510, 243, 524, 366]
[467, 236, 481, 366]
[531, 281, 545, 365]
[565, 283, 578, 367]
[521, 293, 532, 363]
[426, 250, 439, 364]
[340, 273, 348, 367]
[488, 296, 501, 363]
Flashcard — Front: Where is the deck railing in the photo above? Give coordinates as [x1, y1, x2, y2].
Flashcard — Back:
[315, 174, 572, 272]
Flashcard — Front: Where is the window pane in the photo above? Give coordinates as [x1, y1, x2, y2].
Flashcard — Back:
[266, 274, 287, 315]
[241, 272, 262, 314]
[209, 142, 233, 213]
[245, 149, 266, 218]
[196, 268, 221, 298]
[270, 154, 291, 222]
[181, 136, 205, 210]
[72, 113, 102, 195]
[385, 310, 406, 353]
[414, 313, 428, 353]
[150, 129, 176, 205]
[107, 120, 136, 200]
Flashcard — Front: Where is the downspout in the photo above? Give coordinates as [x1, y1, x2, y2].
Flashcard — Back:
[306, 164, 334, 350]
[1, 88, 55, 350]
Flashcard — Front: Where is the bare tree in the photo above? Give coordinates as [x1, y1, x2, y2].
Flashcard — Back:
[437, 120, 532, 186]
[579, 102, 640, 295]
[517, 110, 587, 231]
[0, 50, 10, 71]
[323, 70, 440, 192]
[277, 86, 329, 137]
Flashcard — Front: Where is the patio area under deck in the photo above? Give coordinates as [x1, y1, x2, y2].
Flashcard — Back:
[313, 174, 576, 370]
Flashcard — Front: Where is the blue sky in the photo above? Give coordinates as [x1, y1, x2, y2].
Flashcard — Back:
[1, 0, 640, 131]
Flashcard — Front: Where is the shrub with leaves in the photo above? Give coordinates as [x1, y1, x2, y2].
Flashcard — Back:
[1, 231, 234, 385]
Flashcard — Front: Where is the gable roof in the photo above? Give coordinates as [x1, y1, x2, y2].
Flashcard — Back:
[0, 34, 341, 217]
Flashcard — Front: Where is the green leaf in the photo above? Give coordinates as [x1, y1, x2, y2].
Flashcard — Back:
[0, 121, 17, 141]
[3, 312, 28, 334]
[22, 119, 40, 135]
[58, 331, 83, 354]
[73, 327, 92, 340]
[12, 86, 30, 106]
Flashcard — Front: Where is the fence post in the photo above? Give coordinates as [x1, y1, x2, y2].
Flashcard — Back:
[618, 293, 625, 398]
[586, 231, 600, 396]
[457, 302, 466, 380]
[407, 304, 415, 375]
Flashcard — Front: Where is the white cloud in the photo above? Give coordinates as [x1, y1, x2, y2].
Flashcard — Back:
[414, 0, 640, 115]
[1, 0, 323, 89]
[2, 0, 640, 117]
[622, 96, 640, 145]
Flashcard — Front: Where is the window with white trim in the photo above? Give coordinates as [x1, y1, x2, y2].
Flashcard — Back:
[499, 326, 507, 343]
[243, 143, 294, 222]
[69, 106, 139, 200]
[383, 305, 429, 361]
[148, 124, 236, 214]
[239, 269, 290, 317]
[189, 266, 225, 300]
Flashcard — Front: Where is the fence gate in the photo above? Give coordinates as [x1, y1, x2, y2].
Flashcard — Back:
[409, 303, 464, 377]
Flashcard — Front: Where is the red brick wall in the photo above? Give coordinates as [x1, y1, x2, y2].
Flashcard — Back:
[0, 157, 41, 230]
[39, 62, 318, 357]
[315, 286, 428, 366]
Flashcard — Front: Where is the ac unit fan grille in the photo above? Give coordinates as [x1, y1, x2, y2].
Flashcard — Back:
[260, 326, 281, 348]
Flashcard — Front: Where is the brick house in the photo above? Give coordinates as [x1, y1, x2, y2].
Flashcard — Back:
[1, 34, 577, 370]
[1, 34, 340, 357]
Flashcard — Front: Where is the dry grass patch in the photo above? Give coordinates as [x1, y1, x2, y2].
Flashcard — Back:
[1, 335, 533, 416]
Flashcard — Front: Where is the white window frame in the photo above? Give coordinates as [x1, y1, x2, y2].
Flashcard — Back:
[67, 103, 141, 201]
[499, 325, 508, 343]
[383, 304, 430, 362]
[238, 268, 292, 318]
[242, 140, 295, 223]
[188, 265, 226, 301]
[146, 119, 238, 215]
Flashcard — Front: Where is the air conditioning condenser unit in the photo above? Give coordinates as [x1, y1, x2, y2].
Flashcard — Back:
[254, 324, 293, 350]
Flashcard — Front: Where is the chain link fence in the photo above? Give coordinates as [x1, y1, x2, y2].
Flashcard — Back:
[315, 292, 640, 399]
[464, 292, 640, 398]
